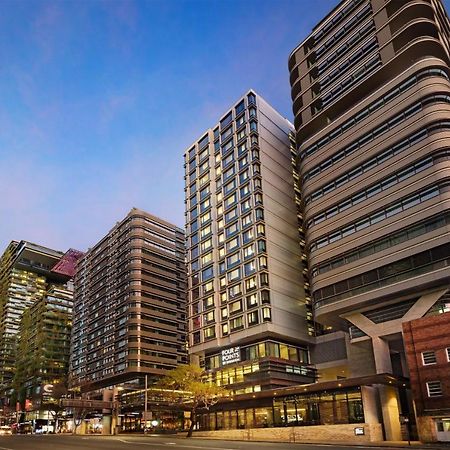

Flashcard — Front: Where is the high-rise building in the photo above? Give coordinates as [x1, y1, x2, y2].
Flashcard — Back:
[289, 0, 450, 441]
[69, 208, 187, 395]
[0, 241, 79, 416]
[184, 91, 315, 395]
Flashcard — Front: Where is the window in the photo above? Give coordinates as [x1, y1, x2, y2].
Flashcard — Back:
[218, 232, 224, 244]
[243, 244, 255, 260]
[248, 311, 259, 326]
[201, 224, 211, 238]
[249, 107, 256, 117]
[201, 252, 213, 265]
[250, 121, 257, 132]
[447, 348, 450, 362]
[237, 129, 246, 141]
[260, 272, 269, 286]
[222, 323, 229, 336]
[218, 247, 225, 259]
[422, 351, 437, 365]
[244, 261, 256, 276]
[225, 207, 238, 224]
[220, 292, 227, 304]
[240, 183, 251, 198]
[219, 261, 226, 275]
[202, 266, 214, 281]
[258, 240, 266, 253]
[203, 295, 214, 312]
[224, 193, 237, 209]
[236, 114, 245, 127]
[239, 169, 250, 184]
[259, 255, 268, 269]
[261, 290, 270, 304]
[230, 316, 244, 331]
[221, 308, 228, 319]
[242, 213, 252, 228]
[257, 224, 265, 236]
[199, 172, 209, 186]
[200, 186, 210, 200]
[246, 293, 258, 308]
[200, 198, 210, 212]
[225, 222, 239, 238]
[193, 331, 200, 344]
[204, 326, 216, 340]
[220, 276, 226, 288]
[226, 236, 239, 252]
[228, 268, 241, 282]
[262, 307, 271, 321]
[229, 284, 242, 298]
[245, 276, 257, 291]
[191, 246, 199, 259]
[243, 229, 254, 244]
[236, 100, 245, 115]
[203, 281, 213, 294]
[224, 179, 236, 195]
[255, 208, 264, 220]
[238, 142, 247, 157]
[227, 252, 240, 268]
[426, 381, 442, 397]
[230, 300, 243, 314]
[223, 165, 235, 181]
[201, 238, 212, 252]
[191, 260, 199, 272]
[239, 154, 249, 169]
[204, 311, 214, 323]
[242, 198, 252, 213]
[191, 233, 199, 246]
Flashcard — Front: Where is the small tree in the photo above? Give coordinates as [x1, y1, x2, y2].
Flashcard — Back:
[43, 383, 68, 433]
[157, 364, 226, 437]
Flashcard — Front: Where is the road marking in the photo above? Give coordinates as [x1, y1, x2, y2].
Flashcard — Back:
[0, 446, 14, 450]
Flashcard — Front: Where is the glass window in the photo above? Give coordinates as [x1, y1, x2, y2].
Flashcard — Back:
[203, 281, 213, 294]
[200, 198, 210, 212]
[242, 198, 252, 213]
[242, 213, 252, 228]
[239, 154, 250, 170]
[188, 146, 196, 160]
[200, 211, 211, 225]
[262, 307, 271, 321]
[221, 308, 228, 319]
[201, 238, 213, 252]
[249, 107, 256, 117]
[224, 179, 236, 195]
[225, 193, 237, 208]
[223, 165, 235, 181]
[204, 326, 216, 339]
[248, 311, 259, 326]
[223, 152, 234, 168]
[191, 246, 199, 259]
[200, 186, 210, 200]
[226, 236, 239, 252]
[203, 296, 214, 309]
[228, 284, 242, 298]
[230, 300, 243, 314]
[219, 261, 226, 275]
[204, 310, 214, 323]
[225, 222, 239, 238]
[260, 272, 269, 286]
[243, 244, 255, 260]
[201, 252, 213, 265]
[222, 323, 229, 336]
[235, 100, 245, 115]
[218, 247, 225, 259]
[244, 260, 257, 276]
[238, 142, 247, 157]
[259, 255, 268, 269]
[237, 129, 246, 141]
[191, 233, 199, 246]
[236, 115, 245, 127]
[243, 228, 254, 244]
[239, 169, 250, 184]
[227, 252, 240, 268]
[230, 316, 244, 331]
[246, 293, 258, 308]
[228, 268, 241, 282]
[199, 172, 210, 186]
[245, 276, 257, 291]
[218, 232, 224, 244]
[255, 208, 264, 220]
[201, 224, 211, 238]
[191, 260, 199, 272]
[225, 207, 238, 224]
[240, 183, 251, 198]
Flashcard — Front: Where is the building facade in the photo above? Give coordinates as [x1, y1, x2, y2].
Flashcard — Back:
[69, 208, 187, 395]
[403, 311, 450, 442]
[289, 0, 450, 441]
[0, 241, 79, 427]
[184, 91, 315, 396]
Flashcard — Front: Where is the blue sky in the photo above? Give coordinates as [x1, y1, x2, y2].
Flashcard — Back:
[0, 0, 447, 253]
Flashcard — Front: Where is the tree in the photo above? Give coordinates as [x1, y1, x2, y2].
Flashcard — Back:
[42, 383, 68, 433]
[157, 364, 226, 437]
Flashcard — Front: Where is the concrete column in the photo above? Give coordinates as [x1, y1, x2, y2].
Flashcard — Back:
[372, 336, 392, 374]
[378, 385, 402, 441]
[361, 386, 381, 424]
[102, 415, 111, 435]
[102, 389, 113, 435]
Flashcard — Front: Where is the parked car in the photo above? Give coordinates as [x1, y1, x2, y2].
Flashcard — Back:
[0, 426, 12, 435]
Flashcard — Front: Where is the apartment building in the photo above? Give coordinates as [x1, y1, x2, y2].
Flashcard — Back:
[69, 208, 187, 395]
[0, 241, 79, 424]
[289, 0, 450, 441]
[184, 91, 315, 397]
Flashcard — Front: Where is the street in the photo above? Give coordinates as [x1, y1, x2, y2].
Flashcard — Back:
[0, 435, 433, 450]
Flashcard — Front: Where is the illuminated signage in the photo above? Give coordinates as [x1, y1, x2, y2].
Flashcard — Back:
[221, 346, 241, 365]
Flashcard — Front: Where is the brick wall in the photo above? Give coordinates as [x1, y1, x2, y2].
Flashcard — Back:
[191, 423, 383, 442]
[402, 311, 450, 414]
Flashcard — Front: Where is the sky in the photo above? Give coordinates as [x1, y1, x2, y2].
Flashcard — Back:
[0, 0, 447, 254]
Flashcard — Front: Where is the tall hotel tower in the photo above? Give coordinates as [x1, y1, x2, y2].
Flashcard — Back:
[184, 91, 315, 395]
[70, 208, 187, 393]
[289, 0, 450, 440]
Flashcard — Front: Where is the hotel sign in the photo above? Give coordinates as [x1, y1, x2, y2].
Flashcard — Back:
[221, 346, 241, 366]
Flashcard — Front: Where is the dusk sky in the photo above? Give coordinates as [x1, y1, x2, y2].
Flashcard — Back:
[1, 0, 448, 254]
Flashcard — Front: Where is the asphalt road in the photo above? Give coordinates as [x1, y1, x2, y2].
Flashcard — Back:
[0, 435, 430, 450]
